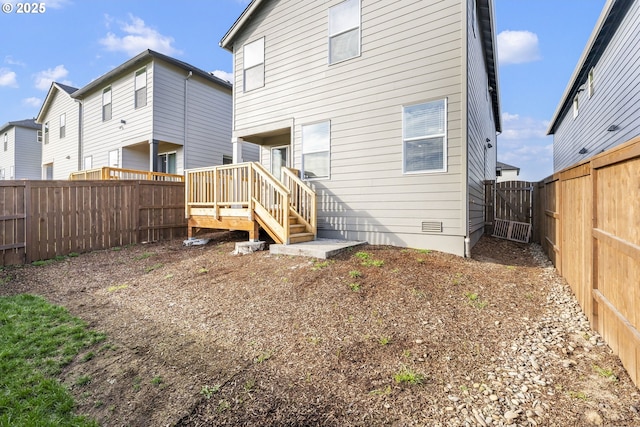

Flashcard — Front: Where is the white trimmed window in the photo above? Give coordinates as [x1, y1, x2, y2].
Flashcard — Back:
[3, 133, 7, 151]
[37, 130, 42, 143]
[403, 99, 447, 173]
[59, 113, 66, 138]
[243, 37, 265, 92]
[329, 0, 361, 64]
[302, 121, 330, 180]
[44, 122, 49, 144]
[9, 166, 14, 180]
[108, 149, 119, 168]
[573, 94, 579, 119]
[84, 156, 93, 170]
[588, 68, 594, 98]
[158, 152, 176, 174]
[102, 87, 112, 121]
[135, 68, 147, 108]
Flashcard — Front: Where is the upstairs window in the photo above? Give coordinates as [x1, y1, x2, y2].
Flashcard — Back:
[37, 130, 42, 143]
[403, 99, 447, 174]
[302, 121, 330, 180]
[588, 68, 595, 98]
[243, 37, 265, 92]
[573, 94, 579, 119]
[135, 67, 147, 108]
[44, 122, 49, 144]
[102, 87, 112, 121]
[3, 133, 7, 151]
[329, 0, 360, 64]
[59, 113, 66, 139]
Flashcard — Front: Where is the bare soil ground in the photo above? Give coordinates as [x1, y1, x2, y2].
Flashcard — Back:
[1, 233, 639, 426]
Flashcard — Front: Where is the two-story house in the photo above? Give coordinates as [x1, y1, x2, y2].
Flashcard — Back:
[36, 82, 80, 179]
[218, 0, 500, 256]
[69, 49, 256, 175]
[0, 119, 41, 180]
[547, 0, 638, 171]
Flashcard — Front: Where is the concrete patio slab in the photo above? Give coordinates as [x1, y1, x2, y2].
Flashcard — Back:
[269, 238, 367, 259]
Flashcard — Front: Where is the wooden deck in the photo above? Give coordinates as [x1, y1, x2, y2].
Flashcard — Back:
[185, 162, 316, 244]
[69, 166, 184, 182]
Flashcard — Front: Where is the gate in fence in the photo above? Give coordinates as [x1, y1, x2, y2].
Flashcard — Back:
[485, 180, 536, 243]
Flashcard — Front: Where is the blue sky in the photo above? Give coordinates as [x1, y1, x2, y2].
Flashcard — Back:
[0, 0, 606, 182]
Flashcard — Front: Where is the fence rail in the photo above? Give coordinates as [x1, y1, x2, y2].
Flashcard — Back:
[0, 180, 186, 266]
[69, 166, 184, 182]
[537, 135, 640, 387]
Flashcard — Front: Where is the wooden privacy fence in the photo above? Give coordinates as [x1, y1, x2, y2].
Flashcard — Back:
[537, 135, 640, 387]
[0, 180, 186, 266]
[484, 180, 537, 243]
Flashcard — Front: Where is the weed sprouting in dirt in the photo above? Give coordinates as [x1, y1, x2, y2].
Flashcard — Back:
[200, 384, 221, 399]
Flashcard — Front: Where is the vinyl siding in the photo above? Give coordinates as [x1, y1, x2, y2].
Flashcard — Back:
[466, 0, 497, 246]
[0, 128, 15, 179]
[553, 0, 640, 171]
[14, 126, 42, 179]
[232, 0, 467, 255]
[40, 89, 80, 179]
[82, 60, 154, 169]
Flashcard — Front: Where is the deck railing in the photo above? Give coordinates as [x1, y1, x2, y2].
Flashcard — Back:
[185, 162, 316, 244]
[69, 167, 184, 182]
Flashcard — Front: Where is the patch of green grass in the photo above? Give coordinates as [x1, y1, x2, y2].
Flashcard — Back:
[107, 284, 128, 293]
[593, 365, 617, 381]
[465, 292, 488, 309]
[243, 378, 256, 392]
[132, 377, 142, 392]
[81, 351, 95, 362]
[355, 252, 384, 267]
[145, 263, 164, 273]
[75, 375, 92, 386]
[394, 366, 425, 385]
[369, 385, 392, 396]
[348, 270, 362, 278]
[111, 246, 122, 252]
[32, 259, 55, 267]
[200, 384, 220, 399]
[379, 336, 392, 346]
[135, 252, 154, 260]
[354, 251, 372, 261]
[197, 267, 208, 274]
[349, 282, 361, 292]
[255, 350, 273, 364]
[54, 255, 67, 262]
[569, 390, 588, 400]
[217, 400, 230, 412]
[0, 294, 103, 426]
[417, 249, 432, 254]
[312, 260, 332, 271]
[402, 349, 412, 359]
[151, 376, 164, 386]
[68, 252, 80, 258]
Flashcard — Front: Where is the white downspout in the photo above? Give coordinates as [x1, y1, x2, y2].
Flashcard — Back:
[184, 71, 193, 173]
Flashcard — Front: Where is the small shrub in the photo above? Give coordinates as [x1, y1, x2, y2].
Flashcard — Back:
[200, 384, 220, 399]
[348, 270, 362, 278]
[81, 351, 95, 362]
[151, 376, 164, 386]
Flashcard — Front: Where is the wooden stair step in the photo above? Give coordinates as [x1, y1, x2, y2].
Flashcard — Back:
[289, 232, 315, 244]
[289, 223, 306, 234]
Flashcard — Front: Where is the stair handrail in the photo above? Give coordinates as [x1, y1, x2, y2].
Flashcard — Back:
[281, 167, 317, 235]
[249, 162, 290, 243]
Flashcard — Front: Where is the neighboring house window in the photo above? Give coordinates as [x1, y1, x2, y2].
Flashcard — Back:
[135, 67, 147, 108]
[44, 122, 49, 144]
[3, 133, 7, 151]
[84, 156, 93, 170]
[573, 94, 579, 119]
[302, 121, 330, 180]
[0, 168, 4, 180]
[9, 166, 14, 180]
[37, 130, 42, 143]
[59, 113, 66, 138]
[328, 0, 360, 64]
[103, 87, 112, 121]
[588, 68, 594, 98]
[222, 155, 233, 165]
[158, 152, 177, 174]
[403, 99, 447, 173]
[243, 37, 265, 92]
[108, 149, 119, 168]
[44, 163, 53, 180]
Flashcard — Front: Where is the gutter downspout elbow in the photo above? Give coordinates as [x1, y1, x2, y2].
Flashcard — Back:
[464, 237, 471, 258]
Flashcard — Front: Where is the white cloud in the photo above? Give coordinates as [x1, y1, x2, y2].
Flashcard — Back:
[497, 30, 541, 65]
[4, 56, 25, 66]
[34, 65, 72, 90]
[45, 0, 72, 8]
[23, 97, 42, 107]
[0, 68, 18, 87]
[99, 14, 181, 57]
[500, 112, 547, 140]
[211, 70, 233, 84]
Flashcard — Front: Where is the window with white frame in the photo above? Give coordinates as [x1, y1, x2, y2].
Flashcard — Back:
[3, 133, 7, 151]
[403, 99, 447, 173]
[44, 163, 53, 180]
[9, 166, 14, 180]
[302, 121, 330, 180]
[44, 122, 49, 144]
[84, 156, 93, 170]
[102, 87, 112, 121]
[59, 113, 66, 138]
[328, 0, 360, 64]
[158, 152, 176, 174]
[243, 37, 265, 92]
[37, 130, 42, 143]
[135, 67, 147, 108]
[0, 168, 4, 180]
[108, 149, 119, 168]
[588, 68, 594, 98]
[573, 94, 579, 119]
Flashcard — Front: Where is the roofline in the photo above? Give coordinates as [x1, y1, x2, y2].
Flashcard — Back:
[71, 49, 232, 99]
[477, 0, 502, 133]
[220, 0, 263, 51]
[36, 82, 78, 124]
[0, 119, 39, 134]
[546, 0, 630, 134]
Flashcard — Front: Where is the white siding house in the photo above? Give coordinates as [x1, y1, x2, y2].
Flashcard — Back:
[496, 161, 520, 182]
[36, 82, 80, 179]
[220, 0, 501, 256]
[0, 119, 41, 180]
[70, 50, 254, 175]
[547, 0, 639, 171]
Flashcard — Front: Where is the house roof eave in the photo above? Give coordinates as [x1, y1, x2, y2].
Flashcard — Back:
[477, 0, 501, 133]
[220, 0, 264, 52]
[36, 82, 79, 124]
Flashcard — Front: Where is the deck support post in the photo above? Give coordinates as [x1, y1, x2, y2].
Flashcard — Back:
[232, 137, 244, 163]
[150, 139, 159, 172]
[248, 221, 260, 242]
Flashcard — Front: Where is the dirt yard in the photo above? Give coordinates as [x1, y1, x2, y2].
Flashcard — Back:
[1, 233, 639, 426]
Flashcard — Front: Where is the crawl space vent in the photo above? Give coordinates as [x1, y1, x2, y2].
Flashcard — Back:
[422, 221, 443, 233]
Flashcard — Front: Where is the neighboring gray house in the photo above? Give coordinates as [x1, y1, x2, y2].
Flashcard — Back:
[36, 82, 80, 180]
[496, 161, 520, 182]
[220, 0, 501, 256]
[70, 49, 256, 175]
[0, 119, 41, 180]
[547, 0, 638, 171]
